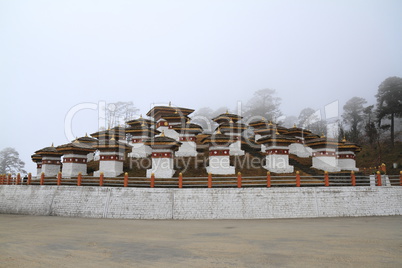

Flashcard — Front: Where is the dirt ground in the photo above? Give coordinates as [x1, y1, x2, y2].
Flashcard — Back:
[0, 215, 401, 268]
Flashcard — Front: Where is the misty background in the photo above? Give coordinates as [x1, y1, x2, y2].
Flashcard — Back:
[1, 0, 401, 173]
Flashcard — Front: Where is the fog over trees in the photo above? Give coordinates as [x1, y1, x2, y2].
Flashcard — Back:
[376, 76, 402, 147]
[0, 148, 26, 175]
[243, 89, 282, 122]
[189, 76, 401, 148]
[342, 97, 367, 143]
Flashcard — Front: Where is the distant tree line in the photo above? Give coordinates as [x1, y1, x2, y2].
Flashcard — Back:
[341, 76, 402, 147]
[193, 76, 402, 148]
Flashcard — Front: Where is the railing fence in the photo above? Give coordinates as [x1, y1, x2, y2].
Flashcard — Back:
[1, 171, 401, 188]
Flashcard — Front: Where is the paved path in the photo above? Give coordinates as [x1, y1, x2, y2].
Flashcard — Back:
[0, 215, 401, 267]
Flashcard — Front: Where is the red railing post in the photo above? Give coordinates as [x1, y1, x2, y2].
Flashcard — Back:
[40, 172, 44, 185]
[27, 173, 32, 185]
[178, 173, 183, 188]
[7, 174, 11, 185]
[16, 173, 21, 185]
[376, 171, 382, 186]
[207, 173, 212, 188]
[57, 172, 62, 185]
[267, 171, 271, 188]
[324, 171, 329, 186]
[237, 172, 242, 188]
[99, 172, 104, 186]
[77, 172, 82, 186]
[124, 172, 128, 187]
[296, 171, 301, 187]
[150, 173, 155, 188]
[0, 174, 3, 185]
[351, 171, 356, 186]
[399, 171, 402, 186]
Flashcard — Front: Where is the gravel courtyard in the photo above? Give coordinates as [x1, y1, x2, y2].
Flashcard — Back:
[0, 215, 401, 267]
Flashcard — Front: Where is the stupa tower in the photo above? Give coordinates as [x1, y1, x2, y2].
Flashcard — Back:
[202, 129, 236, 175]
[172, 119, 203, 157]
[126, 115, 159, 158]
[337, 138, 361, 171]
[285, 124, 312, 158]
[146, 103, 194, 140]
[212, 111, 247, 156]
[56, 139, 96, 178]
[257, 128, 296, 173]
[91, 128, 130, 177]
[306, 135, 341, 172]
[35, 144, 63, 177]
[144, 131, 181, 178]
[249, 119, 287, 152]
[31, 154, 42, 177]
[76, 133, 98, 161]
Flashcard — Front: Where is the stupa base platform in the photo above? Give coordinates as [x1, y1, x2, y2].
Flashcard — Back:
[312, 158, 341, 172]
[263, 165, 294, 174]
[206, 166, 235, 175]
[128, 144, 151, 158]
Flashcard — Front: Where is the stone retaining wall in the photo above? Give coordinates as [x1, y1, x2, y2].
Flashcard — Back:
[1, 185, 401, 219]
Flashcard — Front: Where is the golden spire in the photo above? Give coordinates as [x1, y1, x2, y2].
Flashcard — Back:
[168, 101, 171, 107]
[268, 121, 273, 126]
[140, 114, 143, 119]
[229, 118, 234, 124]
[342, 136, 346, 142]
[320, 133, 326, 138]
[110, 135, 115, 141]
[51, 142, 54, 147]
[141, 121, 146, 127]
[225, 109, 229, 114]
[186, 118, 191, 124]
[261, 117, 266, 121]
[216, 128, 222, 134]
[275, 128, 280, 135]
[160, 130, 165, 137]
[85, 133, 88, 137]
[293, 123, 297, 128]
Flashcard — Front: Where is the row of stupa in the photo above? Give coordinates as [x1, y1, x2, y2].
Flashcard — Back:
[31, 104, 361, 178]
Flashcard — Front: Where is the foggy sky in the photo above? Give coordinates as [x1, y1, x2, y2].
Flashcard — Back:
[1, 0, 401, 173]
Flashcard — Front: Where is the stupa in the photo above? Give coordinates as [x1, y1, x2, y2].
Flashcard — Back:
[144, 132, 182, 178]
[35, 144, 63, 177]
[90, 126, 126, 142]
[202, 129, 236, 175]
[250, 119, 287, 152]
[126, 115, 159, 158]
[30, 154, 42, 177]
[257, 129, 296, 173]
[337, 138, 361, 171]
[147, 103, 194, 140]
[56, 139, 96, 178]
[212, 111, 247, 155]
[93, 134, 131, 177]
[76, 133, 98, 161]
[306, 135, 341, 172]
[285, 124, 312, 158]
[172, 119, 203, 157]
